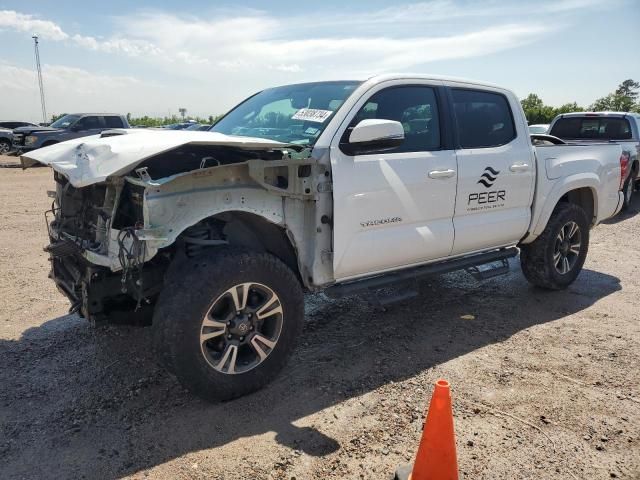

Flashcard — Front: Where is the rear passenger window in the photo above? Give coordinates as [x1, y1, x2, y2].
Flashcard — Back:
[104, 116, 124, 128]
[452, 89, 515, 148]
[348, 86, 441, 153]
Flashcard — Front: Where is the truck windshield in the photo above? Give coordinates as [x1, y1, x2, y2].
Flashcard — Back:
[210, 81, 361, 145]
[550, 116, 632, 140]
[50, 114, 81, 129]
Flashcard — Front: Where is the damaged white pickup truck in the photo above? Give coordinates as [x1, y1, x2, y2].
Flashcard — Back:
[23, 75, 626, 401]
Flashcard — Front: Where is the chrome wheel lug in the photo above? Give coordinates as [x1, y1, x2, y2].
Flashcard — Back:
[239, 336, 244, 341]
[227, 334, 232, 340]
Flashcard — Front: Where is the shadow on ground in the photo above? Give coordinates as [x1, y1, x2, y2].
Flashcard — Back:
[0, 265, 621, 479]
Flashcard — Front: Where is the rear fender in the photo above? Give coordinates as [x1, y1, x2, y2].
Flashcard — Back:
[524, 173, 600, 243]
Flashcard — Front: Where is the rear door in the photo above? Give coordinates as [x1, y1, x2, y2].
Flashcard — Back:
[447, 86, 535, 255]
[331, 81, 458, 281]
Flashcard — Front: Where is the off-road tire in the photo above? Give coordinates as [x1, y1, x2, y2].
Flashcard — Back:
[152, 248, 304, 402]
[622, 174, 634, 210]
[520, 203, 589, 290]
[0, 139, 11, 154]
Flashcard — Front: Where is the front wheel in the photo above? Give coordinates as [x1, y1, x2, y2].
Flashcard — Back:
[520, 203, 589, 290]
[153, 248, 304, 402]
[0, 139, 11, 154]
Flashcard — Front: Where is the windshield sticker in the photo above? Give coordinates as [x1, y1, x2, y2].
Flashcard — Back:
[304, 126, 320, 135]
[292, 108, 333, 123]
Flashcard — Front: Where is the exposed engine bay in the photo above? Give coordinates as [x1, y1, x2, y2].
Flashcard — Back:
[35, 137, 330, 324]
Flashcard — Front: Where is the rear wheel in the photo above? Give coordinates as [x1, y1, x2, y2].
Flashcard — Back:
[622, 175, 634, 210]
[153, 248, 304, 402]
[520, 203, 589, 290]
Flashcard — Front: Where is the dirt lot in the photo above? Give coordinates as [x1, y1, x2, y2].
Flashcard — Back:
[1, 157, 639, 479]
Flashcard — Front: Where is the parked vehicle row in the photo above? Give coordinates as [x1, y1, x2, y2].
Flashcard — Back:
[22, 74, 628, 402]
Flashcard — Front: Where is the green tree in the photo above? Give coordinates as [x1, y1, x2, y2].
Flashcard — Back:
[520, 94, 557, 124]
[591, 79, 640, 112]
[554, 102, 584, 115]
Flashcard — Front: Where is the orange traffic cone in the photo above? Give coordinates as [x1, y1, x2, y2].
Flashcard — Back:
[395, 379, 459, 480]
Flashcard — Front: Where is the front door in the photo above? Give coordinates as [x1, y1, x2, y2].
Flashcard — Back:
[448, 87, 535, 255]
[331, 82, 457, 281]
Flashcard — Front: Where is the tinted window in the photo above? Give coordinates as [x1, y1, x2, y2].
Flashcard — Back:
[452, 89, 515, 148]
[75, 116, 102, 130]
[103, 116, 124, 128]
[550, 116, 632, 140]
[348, 86, 441, 153]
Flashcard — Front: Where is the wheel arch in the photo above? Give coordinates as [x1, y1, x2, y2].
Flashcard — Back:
[167, 209, 303, 286]
[524, 174, 600, 244]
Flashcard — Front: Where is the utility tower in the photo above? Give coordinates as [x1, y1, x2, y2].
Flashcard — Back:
[32, 35, 47, 124]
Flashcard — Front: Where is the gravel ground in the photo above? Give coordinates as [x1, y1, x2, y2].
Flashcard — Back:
[1, 158, 639, 479]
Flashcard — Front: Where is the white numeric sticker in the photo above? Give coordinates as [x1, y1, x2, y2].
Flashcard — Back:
[291, 108, 333, 123]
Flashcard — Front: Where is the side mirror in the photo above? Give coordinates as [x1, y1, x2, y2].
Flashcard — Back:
[345, 119, 404, 155]
[69, 123, 81, 132]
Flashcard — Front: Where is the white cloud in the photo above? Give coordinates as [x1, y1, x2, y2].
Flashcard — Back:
[0, 63, 165, 121]
[0, 0, 615, 120]
[0, 10, 68, 40]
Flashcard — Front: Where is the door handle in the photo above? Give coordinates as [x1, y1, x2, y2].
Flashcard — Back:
[428, 169, 456, 179]
[509, 163, 530, 172]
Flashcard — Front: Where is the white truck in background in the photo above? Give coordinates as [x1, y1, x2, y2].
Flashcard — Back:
[549, 111, 640, 209]
[22, 74, 625, 401]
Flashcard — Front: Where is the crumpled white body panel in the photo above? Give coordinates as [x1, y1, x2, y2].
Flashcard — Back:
[20, 129, 287, 187]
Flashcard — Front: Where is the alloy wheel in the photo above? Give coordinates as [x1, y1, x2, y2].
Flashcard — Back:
[200, 282, 284, 374]
[553, 221, 581, 275]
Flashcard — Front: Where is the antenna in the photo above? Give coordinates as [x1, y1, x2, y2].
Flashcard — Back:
[32, 35, 47, 124]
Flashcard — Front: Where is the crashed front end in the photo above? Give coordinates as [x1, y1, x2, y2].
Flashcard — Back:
[44, 171, 166, 322]
[24, 129, 318, 324]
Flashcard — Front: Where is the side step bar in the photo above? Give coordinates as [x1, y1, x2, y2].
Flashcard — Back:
[325, 247, 518, 298]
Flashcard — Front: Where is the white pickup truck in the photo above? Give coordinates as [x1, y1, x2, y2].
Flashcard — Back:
[548, 111, 640, 209]
[23, 74, 625, 401]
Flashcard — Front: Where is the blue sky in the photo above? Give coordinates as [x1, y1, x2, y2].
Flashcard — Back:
[1, 0, 639, 122]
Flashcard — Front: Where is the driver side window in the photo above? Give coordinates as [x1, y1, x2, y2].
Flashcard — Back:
[346, 86, 441, 153]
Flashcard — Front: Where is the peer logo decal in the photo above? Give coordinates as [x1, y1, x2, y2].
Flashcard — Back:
[468, 166, 506, 211]
[477, 166, 500, 188]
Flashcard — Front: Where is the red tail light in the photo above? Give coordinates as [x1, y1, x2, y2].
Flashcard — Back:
[620, 152, 630, 190]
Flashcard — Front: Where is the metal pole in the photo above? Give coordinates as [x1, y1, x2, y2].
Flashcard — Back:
[32, 35, 47, 124]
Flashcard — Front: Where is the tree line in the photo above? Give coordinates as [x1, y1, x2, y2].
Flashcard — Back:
[49, 113, 223, 127]
[522, 79, 640, 124]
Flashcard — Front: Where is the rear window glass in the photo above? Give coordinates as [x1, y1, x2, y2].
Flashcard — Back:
[550, 117, 632, 140]
[452, 89, 516, 148]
